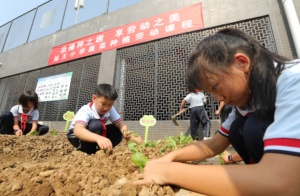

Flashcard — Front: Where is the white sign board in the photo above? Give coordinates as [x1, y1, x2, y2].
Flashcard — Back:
[35, 72, 73, 102]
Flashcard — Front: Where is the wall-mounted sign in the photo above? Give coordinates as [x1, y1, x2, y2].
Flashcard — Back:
[48, 3, 204, 66]
[35, 72, 73, 102]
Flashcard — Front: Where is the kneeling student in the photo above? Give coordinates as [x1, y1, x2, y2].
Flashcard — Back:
[0, 90, 49, 136]
[67, 83, 139, 154]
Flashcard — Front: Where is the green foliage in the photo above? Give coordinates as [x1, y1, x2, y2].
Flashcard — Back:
[26, 130, 38, 136]
[218, 153, 226, 165]
[128, 141, 138, 153]
[51, 129, 57, 136]
[124, 130, 139, 138]
[156, 139, 161, 144]
[131, 152, 149, 173]
[165, 137, 177, 150]
[160, 145, 171, 154]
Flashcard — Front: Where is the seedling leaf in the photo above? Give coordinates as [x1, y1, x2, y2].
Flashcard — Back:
[128, 141, 137, 153]
[160, 145, 170, 154]
[26, 130, 38, 136]
[131, 152, 149, 173]
[156, 139, 161, 144]
[132, 133, 139, 138]
[51, 129, 57, 136]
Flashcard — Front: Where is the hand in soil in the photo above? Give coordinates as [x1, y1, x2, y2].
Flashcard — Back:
[96, 136, 113, 150]
[134, 155, 173, 174]
[15, 130, 23, 136]
[133, 162, 170, 186]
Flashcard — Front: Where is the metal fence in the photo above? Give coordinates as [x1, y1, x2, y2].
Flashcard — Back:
[114, 16, 278, 121]
[0, 0, 145, 53]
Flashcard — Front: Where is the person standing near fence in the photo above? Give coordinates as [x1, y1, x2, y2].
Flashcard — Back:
[180, 90, 211, 140]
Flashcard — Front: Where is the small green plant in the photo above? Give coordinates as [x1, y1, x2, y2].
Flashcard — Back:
[26, 130, 38, 136]
[128, 141, 149, 172]
[160, 132, 193, 154]
[218, 153, 225, 165]
[124, 130, 139, 138]
[51, 129, 57, 136]
[131, 152, 149, 173]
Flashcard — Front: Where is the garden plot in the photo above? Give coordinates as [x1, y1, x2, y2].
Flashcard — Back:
[0, 135, 220, 196]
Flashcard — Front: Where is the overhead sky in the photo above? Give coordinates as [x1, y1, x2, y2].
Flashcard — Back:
[0, 0, 49, 26]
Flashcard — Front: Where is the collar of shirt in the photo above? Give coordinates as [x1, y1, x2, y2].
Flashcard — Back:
[91, 102, 110, 120]
[18, 105, 34, 116]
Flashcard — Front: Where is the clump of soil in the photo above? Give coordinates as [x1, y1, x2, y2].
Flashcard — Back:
[0, 135, 213, 196]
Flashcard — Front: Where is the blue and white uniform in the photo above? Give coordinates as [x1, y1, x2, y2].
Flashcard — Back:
[219, 60, 300, 157]
[184, 92, 211, 139]
[67, 102, 122, 137]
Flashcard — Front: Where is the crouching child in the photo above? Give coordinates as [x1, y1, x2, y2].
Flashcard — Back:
[0, 90, 49, 136]
[67, 83, 140, 154]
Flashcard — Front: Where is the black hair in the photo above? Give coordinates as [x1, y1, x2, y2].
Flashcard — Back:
[187, 28, 293, 120]
[19, 90, 39, 109]
[95, 83, 118, 100]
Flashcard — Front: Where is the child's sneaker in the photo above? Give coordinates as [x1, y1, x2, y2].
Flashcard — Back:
[203, 137, 212, 140]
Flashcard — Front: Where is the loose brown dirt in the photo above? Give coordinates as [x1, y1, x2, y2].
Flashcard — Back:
[0, 135, 217, 196]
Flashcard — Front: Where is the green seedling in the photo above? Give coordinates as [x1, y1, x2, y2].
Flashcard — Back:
[165, 137, 177, 150]
[26, 130, 38, 136]
[218, 153, 226, 165]
[124, 130, 139, 138]
[160, 144, 171, 154]
[51, 129, 57, 136]
[156, 139, 161, 144]
[131, 152, 149, 173]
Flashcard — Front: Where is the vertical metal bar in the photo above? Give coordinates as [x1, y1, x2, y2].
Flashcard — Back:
[75, 59, 85, 111]
[154, 43, 158, 119]
[75, 0, 80, 25]
[9, 75, 20, 109]
[35, 70, 41, 90]
[0, 77, 10, 110]
[23, 73, 30, 92]
[1, 21, 13, 53]
[60, 0, 69, 30]
[26, 7, 38, 43]
[106, 0, 110, 13]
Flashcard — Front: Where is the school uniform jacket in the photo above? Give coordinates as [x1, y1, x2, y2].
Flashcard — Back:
[67, 102, 122, 137]
[219, 60, 300, 157]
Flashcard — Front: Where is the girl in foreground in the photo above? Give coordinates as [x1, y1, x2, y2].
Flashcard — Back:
[133, 28, 300, 195]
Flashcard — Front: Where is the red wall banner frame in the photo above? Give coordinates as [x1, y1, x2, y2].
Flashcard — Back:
[48, 3, 204, 66]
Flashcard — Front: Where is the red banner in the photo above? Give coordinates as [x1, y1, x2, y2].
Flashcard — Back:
[48, 3, 204, 66]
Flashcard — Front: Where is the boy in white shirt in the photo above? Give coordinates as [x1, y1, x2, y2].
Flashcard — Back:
[67, 83, 141, 154]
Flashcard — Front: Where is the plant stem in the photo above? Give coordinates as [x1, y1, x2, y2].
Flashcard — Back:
[144, 126, 149, 143]
[64, 121, 69, 132]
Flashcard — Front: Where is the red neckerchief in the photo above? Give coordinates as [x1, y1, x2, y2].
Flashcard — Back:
[89, 102, 107, 137]
[20, 113, 30, 134]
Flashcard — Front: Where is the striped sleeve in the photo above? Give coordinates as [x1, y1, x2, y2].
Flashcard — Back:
[72, 107, 90, 127]
[264, 64, 300, 156]
[218, 107, 236, 137]
[109, 107, 122, 124]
